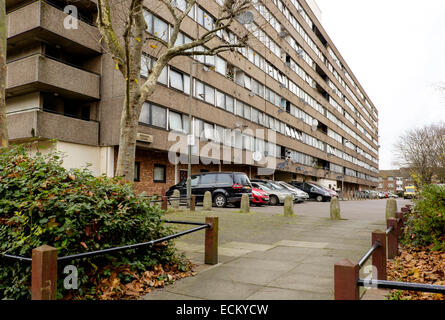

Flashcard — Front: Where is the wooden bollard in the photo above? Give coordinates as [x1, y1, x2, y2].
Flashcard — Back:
[161, 196, 168, 211]
[31, 245, 58, 300]
[387, 218, 399, 259]
[372, 230, 387, 280]
[396, 212, 404, 236]
[190, 195, 196, 211]
[334, 259, 360, 300]
[205, 217, 219, 265]
[401, 206, 410, 213]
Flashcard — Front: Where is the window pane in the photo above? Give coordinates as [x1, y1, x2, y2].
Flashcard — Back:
[204, 122, 214, 140]
[152, 105, 166, 128]
[243, 104, 251, 120]
[205, 85, 214, 104]
[169, 111, 183, 132]
[154, 165, 166, 182]
[195, 80, 204, 100]
[215, 56, 226, 75]
[183, 74, 190, 94]
[139, 102, 150, 124]
[217, 173, 233, 185]
[236, 101, 243, 117]
[158, 66, 168, 84]
[216, 91, 225, 109]
[144, 10, 152, 33]
[153, 17, 168, 41]
[169, 69, 183, 91]
[226, 96, 234, 113]
[200, 173, 216, 185]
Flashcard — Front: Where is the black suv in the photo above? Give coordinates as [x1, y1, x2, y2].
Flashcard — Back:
[289, 181, 332, 202]
[166, 172, 252, 208]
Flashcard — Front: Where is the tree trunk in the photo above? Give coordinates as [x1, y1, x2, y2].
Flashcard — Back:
[115, 78, 142, 182]
[0, 0, 8, 148]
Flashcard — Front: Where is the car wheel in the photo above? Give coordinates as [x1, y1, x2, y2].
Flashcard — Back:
[269, 195, 279, 206]
[214, 194, 227, 208]
[316, 195, 323, 202]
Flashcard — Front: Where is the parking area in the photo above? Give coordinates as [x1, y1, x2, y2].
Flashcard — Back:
[143, 199, 412, 300]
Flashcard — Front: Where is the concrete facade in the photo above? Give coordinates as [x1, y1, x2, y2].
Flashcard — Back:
[5, 0, 380, 196]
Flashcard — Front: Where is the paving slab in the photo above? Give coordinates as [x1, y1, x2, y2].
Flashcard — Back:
[142, 199, 413, 300]
[246, 287, 333, 300]
[223, 241, 275, 252]
[274, 240, 329, 249]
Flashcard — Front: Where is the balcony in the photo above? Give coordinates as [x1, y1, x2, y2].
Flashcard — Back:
[6, 54, 100, 99]
[7, 110, 99, 146]
[7, 0, 101, 54]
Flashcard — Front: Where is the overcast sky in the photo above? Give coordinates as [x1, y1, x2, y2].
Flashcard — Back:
[315, 0, 445, 170]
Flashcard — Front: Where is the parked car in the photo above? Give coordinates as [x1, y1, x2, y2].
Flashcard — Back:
[289, 181, 332, 202]
[251, 187, 270, 206]
[369, 190, 379, 199]
[251, 181, 295, 206]
[275, 181, 309, 203]
[387, 192, 398, 198]
[166, 172, 252, 208]
[310, 183, 338, 198]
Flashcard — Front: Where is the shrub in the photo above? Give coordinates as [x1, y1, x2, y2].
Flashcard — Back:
[0, 143, 182, 299]
[402, 184, 445, 251]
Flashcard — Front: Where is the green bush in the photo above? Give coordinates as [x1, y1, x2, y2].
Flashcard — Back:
[402, 184, 445, 251]
[0, 143, 180, 299]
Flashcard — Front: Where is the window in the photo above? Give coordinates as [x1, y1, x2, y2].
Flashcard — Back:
[203, 122, 214, 140]
[158, 66, 168, 85]
[195, 80, 205, 100]
[139, 103, 167, 129]
[215, 56, 226, 75]
[190, 175, 199, 186]
[169, 111, 182, 132]
[217, 173, 233, 185]
[153, 164, 166, 183]
[134, 162, 140, 182]
[151, 105, 167, 128]
[153, 16, 168, 41]
[205, 85, 215, 104]
[200, 173, 216, 185]
[169, 68, 190, 93]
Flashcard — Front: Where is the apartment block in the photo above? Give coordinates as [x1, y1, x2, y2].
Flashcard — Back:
[5, 0, 380, 195]
[377, 169, 414, 194]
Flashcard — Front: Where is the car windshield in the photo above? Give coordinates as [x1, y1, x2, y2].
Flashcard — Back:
[308, 184, 324, 192]
[257, 183, 272, 191]
[280, 182, 298, 191]
[268, 182, 285, 190]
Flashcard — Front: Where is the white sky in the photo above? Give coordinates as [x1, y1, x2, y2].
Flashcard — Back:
[315, 0, 445, 170]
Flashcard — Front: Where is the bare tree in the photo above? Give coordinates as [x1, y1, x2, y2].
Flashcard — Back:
[394, 122, 445, 186]
[0, 0, 8, 148]
[96, 0, 252, 182]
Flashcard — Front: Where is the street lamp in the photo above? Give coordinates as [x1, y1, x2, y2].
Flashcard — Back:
[186, 61, 212, 208]
[337, 175, 345, 200]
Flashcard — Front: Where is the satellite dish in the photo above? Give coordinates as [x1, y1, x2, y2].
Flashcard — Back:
[237, 11, 254, 25]
[253, 151, 263, 162]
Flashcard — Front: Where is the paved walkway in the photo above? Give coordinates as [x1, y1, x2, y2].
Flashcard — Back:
[142, 199, 411, 300]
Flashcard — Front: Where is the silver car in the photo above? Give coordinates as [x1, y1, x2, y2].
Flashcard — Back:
[251, 181, 296, 206]
[276, 181, 309, 203]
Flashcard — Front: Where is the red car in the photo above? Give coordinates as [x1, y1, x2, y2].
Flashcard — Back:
[251, 188, 270, 206]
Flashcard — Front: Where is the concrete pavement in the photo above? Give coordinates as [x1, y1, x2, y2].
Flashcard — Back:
[142, 199, 412, 300]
